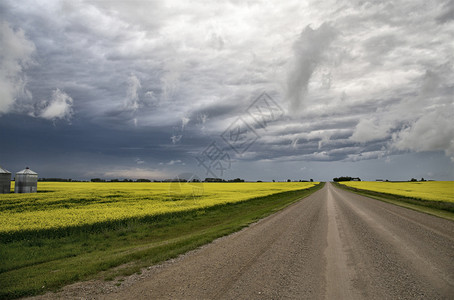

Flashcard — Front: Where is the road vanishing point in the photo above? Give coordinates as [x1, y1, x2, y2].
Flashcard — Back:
[38, 182, 454, 299]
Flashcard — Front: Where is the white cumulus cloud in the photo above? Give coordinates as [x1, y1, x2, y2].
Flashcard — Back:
[350, 118, 391, 143]
[39, 89, 74, 121]
[392, 106, 454, 161]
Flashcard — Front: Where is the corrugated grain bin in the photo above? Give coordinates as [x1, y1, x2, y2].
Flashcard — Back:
[0, 166, 11, 194]
[15, 167, 38, 193]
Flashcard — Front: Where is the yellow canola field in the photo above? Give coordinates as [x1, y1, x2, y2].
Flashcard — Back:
[0, 182, 317, 234]
[339, 181, 454, 202]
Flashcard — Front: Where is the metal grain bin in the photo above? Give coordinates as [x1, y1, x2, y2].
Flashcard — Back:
[15, 167, 38, 193]
[0, 166, 11, 194]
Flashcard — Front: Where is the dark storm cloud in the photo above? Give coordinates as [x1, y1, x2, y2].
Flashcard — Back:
[436, 0, 454, 23]
[0, 0, 453, 180]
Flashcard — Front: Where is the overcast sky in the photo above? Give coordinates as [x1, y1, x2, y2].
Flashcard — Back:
[1, 0, 453, 181]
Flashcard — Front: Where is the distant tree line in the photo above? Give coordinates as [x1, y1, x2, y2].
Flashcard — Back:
[88, 178, 247, 183]
[333, 176, 361, 182]
[38, 178, 87, 182]
[410, 178, 427, 182]
[204, 178, 245, 182]
[85, 177, 319, 183]
[91, 178, 149, 182]
[39, 178, 73, 182]
[286, 179, 314, 182]
[43, 176, 431, 183]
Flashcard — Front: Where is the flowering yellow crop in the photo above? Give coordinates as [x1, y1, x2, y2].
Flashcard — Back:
[339, 181, 454, 202]
[0, 182, 317, 235]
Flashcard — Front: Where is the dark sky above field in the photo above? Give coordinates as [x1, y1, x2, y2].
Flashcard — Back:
[1, 0, 453, 181]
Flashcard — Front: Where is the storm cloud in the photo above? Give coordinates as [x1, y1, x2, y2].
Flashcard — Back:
[0, 0, 452, 181]
[0, 21, 35, 114]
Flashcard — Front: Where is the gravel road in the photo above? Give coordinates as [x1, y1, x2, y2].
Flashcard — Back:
[33, 182, 454, 299]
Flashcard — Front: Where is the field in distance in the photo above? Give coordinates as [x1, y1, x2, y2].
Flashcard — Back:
[338, 181, 454, 202]
[0, 182, 318, 238]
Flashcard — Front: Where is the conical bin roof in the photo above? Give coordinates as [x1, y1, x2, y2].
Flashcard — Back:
[0, 166, 11, 174]
[16, 167, 37, 175]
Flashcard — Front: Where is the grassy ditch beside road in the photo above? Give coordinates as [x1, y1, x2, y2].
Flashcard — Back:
[333, 181, 454, 221]
[0, 183, 324, 299]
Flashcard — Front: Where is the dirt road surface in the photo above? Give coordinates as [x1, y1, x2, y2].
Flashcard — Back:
[33, 182, 454, 299]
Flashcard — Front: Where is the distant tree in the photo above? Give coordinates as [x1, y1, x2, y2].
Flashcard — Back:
[333, 176, 353, 182]
[420, 178, 425, 182]
[91, 178, 105, 182]
[136, 179, 151, 182]
[272, 180, 275, 182]
[229, 178, 244, 182]
[205, 178, 223, 182]
[287, 179, 291, 182]
[310, 179, 313, 182]
[410, 178, 417, 182]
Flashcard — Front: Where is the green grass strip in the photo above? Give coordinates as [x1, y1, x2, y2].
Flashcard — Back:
[0, 183, 324, 299]
[333, 182, 454, 221]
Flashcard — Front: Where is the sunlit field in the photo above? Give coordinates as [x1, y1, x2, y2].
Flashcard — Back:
[339, 181, 454, 202]
[0, 182, 318, 236]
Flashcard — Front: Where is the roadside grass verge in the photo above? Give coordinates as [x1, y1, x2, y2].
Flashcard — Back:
[332, 182, 454, 221]
[0, 183, 324, 299]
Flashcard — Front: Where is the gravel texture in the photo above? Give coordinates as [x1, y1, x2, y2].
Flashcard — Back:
[28, 182, 454, 299]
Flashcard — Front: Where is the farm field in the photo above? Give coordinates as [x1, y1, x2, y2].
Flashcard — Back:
[0, 181, 318, 239]
[0, 182, 322, 299]
[338, 181, 454, 202]
[336, 181, 454, 219]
